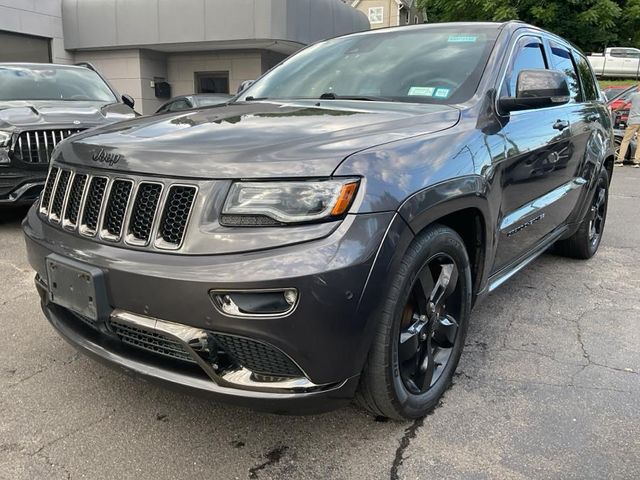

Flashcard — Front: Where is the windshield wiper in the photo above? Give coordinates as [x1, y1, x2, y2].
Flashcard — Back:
[244, 96, 270, 101]
[318, 92, 393, 102]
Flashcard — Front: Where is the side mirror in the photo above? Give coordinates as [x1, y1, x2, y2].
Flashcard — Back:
[237, 80, 255, 94]
[499, 69, 570, 113]
[122, 94, 135, 109]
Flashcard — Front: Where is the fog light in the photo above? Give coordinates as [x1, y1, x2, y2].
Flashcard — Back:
[284, 289, 297, 306]
[210, 289, 298, 317]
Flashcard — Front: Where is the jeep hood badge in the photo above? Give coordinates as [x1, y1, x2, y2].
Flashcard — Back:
[92, 149, 122, 166]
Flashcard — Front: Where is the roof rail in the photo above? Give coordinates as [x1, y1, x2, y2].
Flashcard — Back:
[74, 61, 97, 72]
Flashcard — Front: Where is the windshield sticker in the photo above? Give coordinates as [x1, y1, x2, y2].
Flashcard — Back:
[448, 35, 478, 43]
[408, 86, 435, 96]
[434, 88, 451, 98]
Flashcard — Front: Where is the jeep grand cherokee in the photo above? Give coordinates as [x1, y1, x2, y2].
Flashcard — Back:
[23, 22, 613, 419]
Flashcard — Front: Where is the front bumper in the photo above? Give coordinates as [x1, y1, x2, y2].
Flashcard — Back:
[24, 205, 402, 412]
[0, 168, 45, 205]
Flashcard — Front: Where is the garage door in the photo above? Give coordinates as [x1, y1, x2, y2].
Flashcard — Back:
[0, 31, 51, 63]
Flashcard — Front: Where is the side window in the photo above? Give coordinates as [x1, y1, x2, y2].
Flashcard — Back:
[574, 52, 598, 102]
[169, 98, 192, 112]
[625, 50, 640, 59]
[501, 36, 547, 98]
[610, 49, 626, 58]
[157, 102, 172, 113]
[550, 42, 580, 102]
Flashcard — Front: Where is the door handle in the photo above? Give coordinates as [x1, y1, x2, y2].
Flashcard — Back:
[553, 120, 570, 131]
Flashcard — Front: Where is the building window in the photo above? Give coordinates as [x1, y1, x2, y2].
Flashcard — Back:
[368, 6, 383, 24]
[195, 71, 229, 94]
[414, 15, 419, 24]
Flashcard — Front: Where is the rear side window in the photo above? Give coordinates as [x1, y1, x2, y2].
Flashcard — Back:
[169, 98, 192, 112]
[501, 36, 547, 98]
[573, 53, 599, 101]
[550, 42, 580, 102]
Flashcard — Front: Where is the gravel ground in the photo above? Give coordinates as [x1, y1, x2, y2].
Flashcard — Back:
[1, 168, 638, 480]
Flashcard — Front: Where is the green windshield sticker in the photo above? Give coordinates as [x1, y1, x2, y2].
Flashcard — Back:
[408, 86, 435, 96]
[448, 35, 478, 43]
[434, 88, 451, 98]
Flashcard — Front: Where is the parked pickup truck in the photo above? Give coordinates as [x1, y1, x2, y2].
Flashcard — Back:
[588, 47, 640, 77]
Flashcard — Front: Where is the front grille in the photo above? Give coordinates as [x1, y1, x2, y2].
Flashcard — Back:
[40, 166, 59, 213]
[109, 320, 195, 363]
[41, 166, 197, 250]
[212, 334, 303, 378]
[81, 177, 108, 234]
[101, 179, 133, 239]
[49, 170, 71, 221]
[156, 186, 197, 247]
[63, 174, 88, 228]
[128, 183, 162, 244]
[15, 129, 83, 163]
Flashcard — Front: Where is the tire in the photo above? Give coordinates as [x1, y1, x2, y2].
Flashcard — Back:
[356, 224, 472, 420]
[555, 167, 609, 260]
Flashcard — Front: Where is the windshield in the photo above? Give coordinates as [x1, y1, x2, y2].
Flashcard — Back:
[240, 25, 499, 104]
[0, 65, 117, 102]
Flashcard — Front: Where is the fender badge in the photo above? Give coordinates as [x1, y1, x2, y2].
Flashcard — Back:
[92, 149, 122, 167]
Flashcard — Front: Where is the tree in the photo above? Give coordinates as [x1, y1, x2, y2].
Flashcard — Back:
[418, 0, 640, 52]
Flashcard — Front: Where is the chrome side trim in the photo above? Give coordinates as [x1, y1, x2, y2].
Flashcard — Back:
[500, 178, 587, 232]
[110, 310, 330, 393]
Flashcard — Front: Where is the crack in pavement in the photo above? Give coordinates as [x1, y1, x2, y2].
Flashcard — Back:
[6, 353, 81, 390]
[390, 416, 424, 480]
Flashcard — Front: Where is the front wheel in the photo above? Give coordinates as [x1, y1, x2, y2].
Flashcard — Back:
[555, 167, 609, 259]
[356, 225, 472, 420]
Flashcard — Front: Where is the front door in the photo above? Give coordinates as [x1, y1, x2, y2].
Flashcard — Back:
[490, 35, 575, 273]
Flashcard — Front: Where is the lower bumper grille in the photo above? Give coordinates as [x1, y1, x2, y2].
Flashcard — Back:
[106, 317, 302, 378]
[212, 334, 302, 378]
[109, 320, 195, 363]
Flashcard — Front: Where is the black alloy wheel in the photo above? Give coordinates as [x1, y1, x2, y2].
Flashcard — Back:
[398, 254, 462, 395]
[356, 224, 472, 420]
[588, 177, 607, 248]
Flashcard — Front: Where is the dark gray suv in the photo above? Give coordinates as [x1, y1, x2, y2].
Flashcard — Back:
[23, 22, 613, 419]
[0, 63, 136, 206]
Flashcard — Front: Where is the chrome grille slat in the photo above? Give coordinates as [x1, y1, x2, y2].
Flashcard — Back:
[49, 169, 72, 223]
[79, 176, 109, 236]
[126, 182, 163, 246]
[62, 173, 89, 230]
[100, 179, 134, 241]
[34, 131, 41, 163]
[154, 185, 197, 250]
[39, 167, 60, 215]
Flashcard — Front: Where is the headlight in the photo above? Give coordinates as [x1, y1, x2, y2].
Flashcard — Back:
[221, 178, 359, 225]
[0, 131, 11, 164]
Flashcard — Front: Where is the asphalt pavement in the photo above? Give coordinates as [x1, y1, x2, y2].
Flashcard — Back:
[1, 168, 639, 480]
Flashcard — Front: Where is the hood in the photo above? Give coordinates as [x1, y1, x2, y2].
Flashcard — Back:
[57, 100, 460, 179]
[0, 100, 136, 130]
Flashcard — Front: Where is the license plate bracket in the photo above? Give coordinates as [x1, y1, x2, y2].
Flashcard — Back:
[45, 254, 110, 322]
